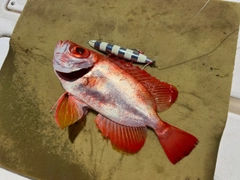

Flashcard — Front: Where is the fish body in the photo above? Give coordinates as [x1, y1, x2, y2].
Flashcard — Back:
[53, 40, 198, 164]
[88, 40, 155, 65]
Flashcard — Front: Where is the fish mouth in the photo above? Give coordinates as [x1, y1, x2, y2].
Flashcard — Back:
[56, 66, 92, 81]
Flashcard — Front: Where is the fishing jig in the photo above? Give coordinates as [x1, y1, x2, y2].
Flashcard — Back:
[88, 40, 155, 65]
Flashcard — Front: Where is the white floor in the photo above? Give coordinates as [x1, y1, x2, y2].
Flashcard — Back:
[0, 0, 239, 179]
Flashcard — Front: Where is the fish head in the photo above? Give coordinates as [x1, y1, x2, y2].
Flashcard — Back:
[53, 40, 96, 73]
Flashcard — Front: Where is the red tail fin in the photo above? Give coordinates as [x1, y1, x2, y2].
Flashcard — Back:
[155, 121, 198, 164]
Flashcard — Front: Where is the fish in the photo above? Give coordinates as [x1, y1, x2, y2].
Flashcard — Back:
[52, 40, 198, 164]
[88, 40, 155, 65]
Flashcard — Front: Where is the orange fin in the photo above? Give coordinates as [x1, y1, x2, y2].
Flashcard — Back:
[108, 56, 178, 112]
[94, 114, 147, 153]
[155, 121, 199, 164]
[53, 92, 88, 129]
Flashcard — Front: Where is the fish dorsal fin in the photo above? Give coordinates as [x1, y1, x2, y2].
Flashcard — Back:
[108, 56, 178, 112]
[53, 92, 87, 129]
[94, 114, 147, 153]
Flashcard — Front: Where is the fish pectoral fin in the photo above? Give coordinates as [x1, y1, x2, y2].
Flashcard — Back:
[108, 58, 178, 112]
[148, 81, 178, 112]
[54, 92, 88, 129]
[94, 114, 147, 154]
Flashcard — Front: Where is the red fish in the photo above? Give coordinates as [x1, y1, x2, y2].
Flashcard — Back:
[52, 40, 198, 164]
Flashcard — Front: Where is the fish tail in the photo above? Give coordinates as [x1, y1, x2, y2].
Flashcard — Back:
[155, 120, 198, 164]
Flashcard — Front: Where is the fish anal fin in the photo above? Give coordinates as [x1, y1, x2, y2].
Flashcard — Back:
[108, 57, 178, 112]
[155, 121, 199, 164]
[54, 92, 88, 129]
[94, 114, 147, 153]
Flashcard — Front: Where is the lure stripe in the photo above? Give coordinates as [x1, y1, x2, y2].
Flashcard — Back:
[88, 40, 155, 64]
[112, 45, 120, 56]
[131, 53, 138, 61]
[118, 48, 126, 58]
[106, 44, 113, 53]
[94, 41, 101, 49]
[125, 49, 133, 60]
[138, 54, 147, 63]
[100, 42, 107, 52]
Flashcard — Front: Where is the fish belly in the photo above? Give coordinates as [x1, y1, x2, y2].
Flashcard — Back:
[65, 59, 158, 127]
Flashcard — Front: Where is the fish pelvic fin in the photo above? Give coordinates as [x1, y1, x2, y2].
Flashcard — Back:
[53, 92, 88, 129]
[155, 121, 198, 164]
[95, 114, 147, 153]
[108, 57, 178, 112]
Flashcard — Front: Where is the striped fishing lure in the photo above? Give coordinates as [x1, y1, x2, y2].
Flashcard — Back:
[88, 40, 155, 65]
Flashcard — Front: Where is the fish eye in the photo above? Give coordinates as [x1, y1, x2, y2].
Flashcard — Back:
[75, 47, 85, 54]
[71, 46, 90, 58]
